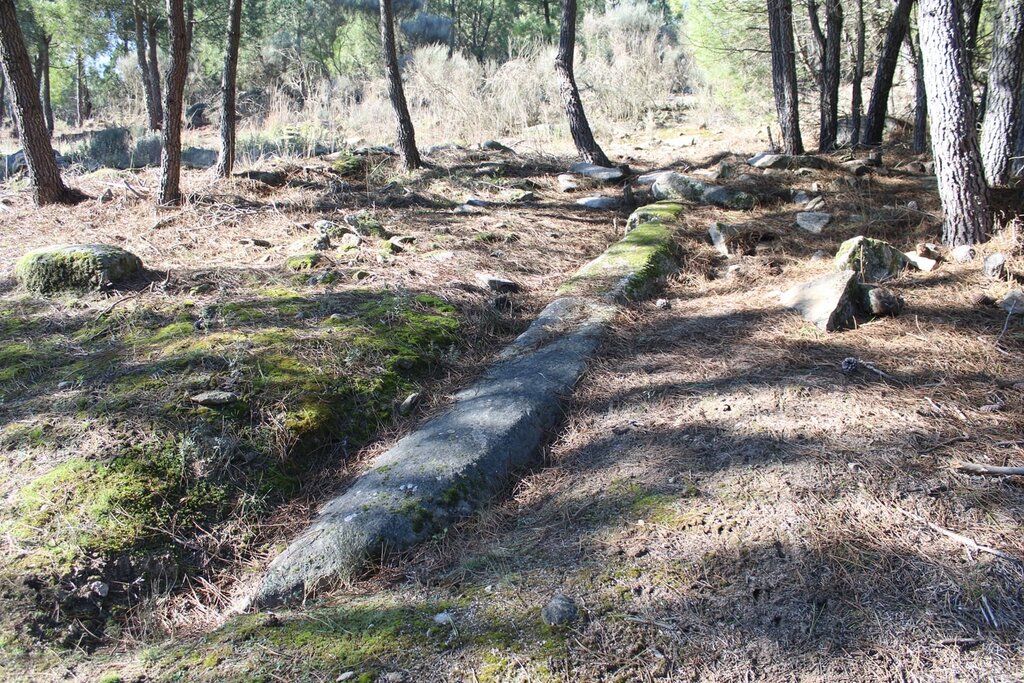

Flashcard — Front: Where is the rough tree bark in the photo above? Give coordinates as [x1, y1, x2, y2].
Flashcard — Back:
[905, 28, 928, 152]
[819, 0, 842, 150]
[962, 0, 984, 73]
[217, 0, 243, 177]
[37, 33, 52, 135]
[1015, 86, 1024, 177]
[0, 0, 82, 204]
[159, 0, 188, 206]
[555, 0, 611, 165]
[379, 0, 421, 170]
[767, 0, 804, 154]
[851, 0, 865, 146]
[0, 72, 6, 127]
[147, 12, 164, 127]
[980, 0, 1024, 186]
[864, 0, 914, 146]
[75, 52, 92, 127]
[133, 3, 160, 130]
[918, 0, 992, 245]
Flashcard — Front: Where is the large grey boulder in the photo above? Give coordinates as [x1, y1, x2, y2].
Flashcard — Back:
[652, 173, 754, 210]
[834, 236, 909, 282]
[182, 147, 218, 169]
[15, 244, 143, 294]
[795, 212, 832, 234]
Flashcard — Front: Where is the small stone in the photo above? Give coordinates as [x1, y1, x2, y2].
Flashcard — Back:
[339, 233, 361, 248]
[353, 270, 371, 281]
[842, 160, 871, 176]
[863, 286, 904, 316]
[951, 245, 976, 263]
[541, 594, 578, 626]
[796, 212, 832, 234]
[903, 251, 937, 272]
[576, 195, 619, 210]
[86, 580, 109, 598]
[557, 174, 579, 192]
[780, 270, 861, 331]
[1002, 291, 1024, 314]
[969, 290, 996, 307]
[190, 390, 238, 406]
[481, 139, 512, 152]
[98, 188, 114, 204]
[432, 611, 455, 626]
[315, 219, 349, 237]
[454, 203, 484, 214]
[907, 200, 919, 211]
[336, 673, 356, 682]
[399, 393, 421, 416]
[391, 235, 416, 245]
[804, 196, 826, 211]
[810, 250, 829, 261]
[983, 253, 1006, 279]
[792, 190, 811, 205]
[569, 162, 624, 182]
[708, 222, 738, 256]
[655, 298, 670, 310]
[240, 238, 272, 248]
[476, 273, 520, 293]
[834, 236, 909, 282]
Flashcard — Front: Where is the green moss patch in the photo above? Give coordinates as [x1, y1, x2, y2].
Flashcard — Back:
[15, 244, 143, 294]
[559, 220, 677, 300]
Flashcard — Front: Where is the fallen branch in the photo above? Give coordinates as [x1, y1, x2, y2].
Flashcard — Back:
[898, 508, 1024, 569]
[952, 461, 1024, 477]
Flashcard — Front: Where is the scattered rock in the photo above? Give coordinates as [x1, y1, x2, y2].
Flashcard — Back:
[810, 249, 829, 261]
[576, 195, 619, 210]
[969, 290, 996, 307]
[903, 251, 938, 272]
[476, 273, 520, 293]
[353, 270, 371, 281]
[15, 244, 143, 294]
[804, 196, 826, 211]
[339, 233, 362, 248]
[240, 238, 272, 248]
[315, 220, 350, 238]
[834, 236, 909, 282]
[97, 188, 114, 204]
[780, 270, 862, 331]
[655, 298, 670, 310]
[454, 203, 485, 214]
[284, 253, 323, 271]
[862, 286, 904, 316]
[557, 174, 580, 192]
[709, 222, 738, 256]
[237, 168, 287, 186]
[635, 170, 673, 185]
[652, 173, 754, 209]
[795, 212, 832, 234]
[474, 161, 506, 176]
[569, 162, 624, 182]
[747, 153, 831, 170]
[190, 390, 239, 406]
[336, 673, 356, 682]
[481, 139, 512, 153]
[399, 393, 421, 416]
[432, 611, 455, 626]
[984, 253, 1007, 279]
[842, 160, 872, 176]
[541, 594, 579, 626]
[1002, 291, 1024, 314]
[951, 245, 976, 263]
[507, 189, 536, 203]
[181, 147, 217, 169]
[904, 161, 927, 174]
[308, 270, 341, 285]
[379, 240, 403, 255]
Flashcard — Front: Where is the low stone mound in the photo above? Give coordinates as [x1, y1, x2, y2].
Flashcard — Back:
[15, 244, 143, 294]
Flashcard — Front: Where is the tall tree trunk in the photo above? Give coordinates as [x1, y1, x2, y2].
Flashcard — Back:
[0, 72, 6, 127]
[818, 0, 842, 151]
[1015, 85, 1024, 177]
[148, 14, 164, 127]
[962, 0, 984, 74]
[217, 0, 243, 177]
[918, 0, 992, 245]
[38, 34, 52, 135]
[906, 27, 928, 152]
[133, 3, 161, 130]
[980, 0, 1024, 186]
[767, 0, 804, 154]
[185, 0, 194, 54]
[379, 0, 421, 170]
[75, 52, 90, 127]
[555, 0, 611, 165]
[0, 0, 82, 205]
[864, 0, 914, 146]
[850, 0, 865, 146]
[159, 0, 188, 206]
[543, 0, 551, 26]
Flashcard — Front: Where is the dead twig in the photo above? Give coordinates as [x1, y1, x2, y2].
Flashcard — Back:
[952, 461, 1024, 477]
[898, 508, 1024, 569]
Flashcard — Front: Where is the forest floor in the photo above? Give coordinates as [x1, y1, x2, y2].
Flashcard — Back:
[2, 119, 1024, 682]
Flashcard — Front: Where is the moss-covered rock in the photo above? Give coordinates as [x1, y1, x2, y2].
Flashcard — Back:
[834, 236, 909, 283]
[15, 244, 143, 294]
[559, 220, 677, 300]
[284, 253, 323, 271]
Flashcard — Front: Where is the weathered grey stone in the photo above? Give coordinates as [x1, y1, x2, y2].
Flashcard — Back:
[951, 245, 976, 263]
[557, 174, 579, 192]
[476, 273, 520, 293]
[796, 212, 832, 234]
[250, 296, 616, 606]
[709, 222, 739, 256]
[481, 140, 513, 153]
[576, 195, 620, 210]
[834, 236, 909, 282]
[861, 286, 904, 316]
[237, 168, 287, 186]
[1002, 291, 1024, 314]
[804, 196, 826, 211]
[190, 390, 239, 406]
[454, 203, 485, 214]
[398, 393, 421, 416]
[842, 160, 871, 176]
[652, 173, 754, 209]
[792, 190, 812, 205]
[339, 233, 362, 248]
[984, 253, 1007, 279]
[780, 270, 861, 331]
[747, 153, 831, 170]
[635, 170, 673, 185]
[16, 244, 143, 294]
[541, 594, 578, 626]
[904, 251, 938, 272]
[181, 147, 217, 169]
[569, 162, 624, 182]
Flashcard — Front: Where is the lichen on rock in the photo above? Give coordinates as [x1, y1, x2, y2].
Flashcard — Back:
[15, 244, 143, 294]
